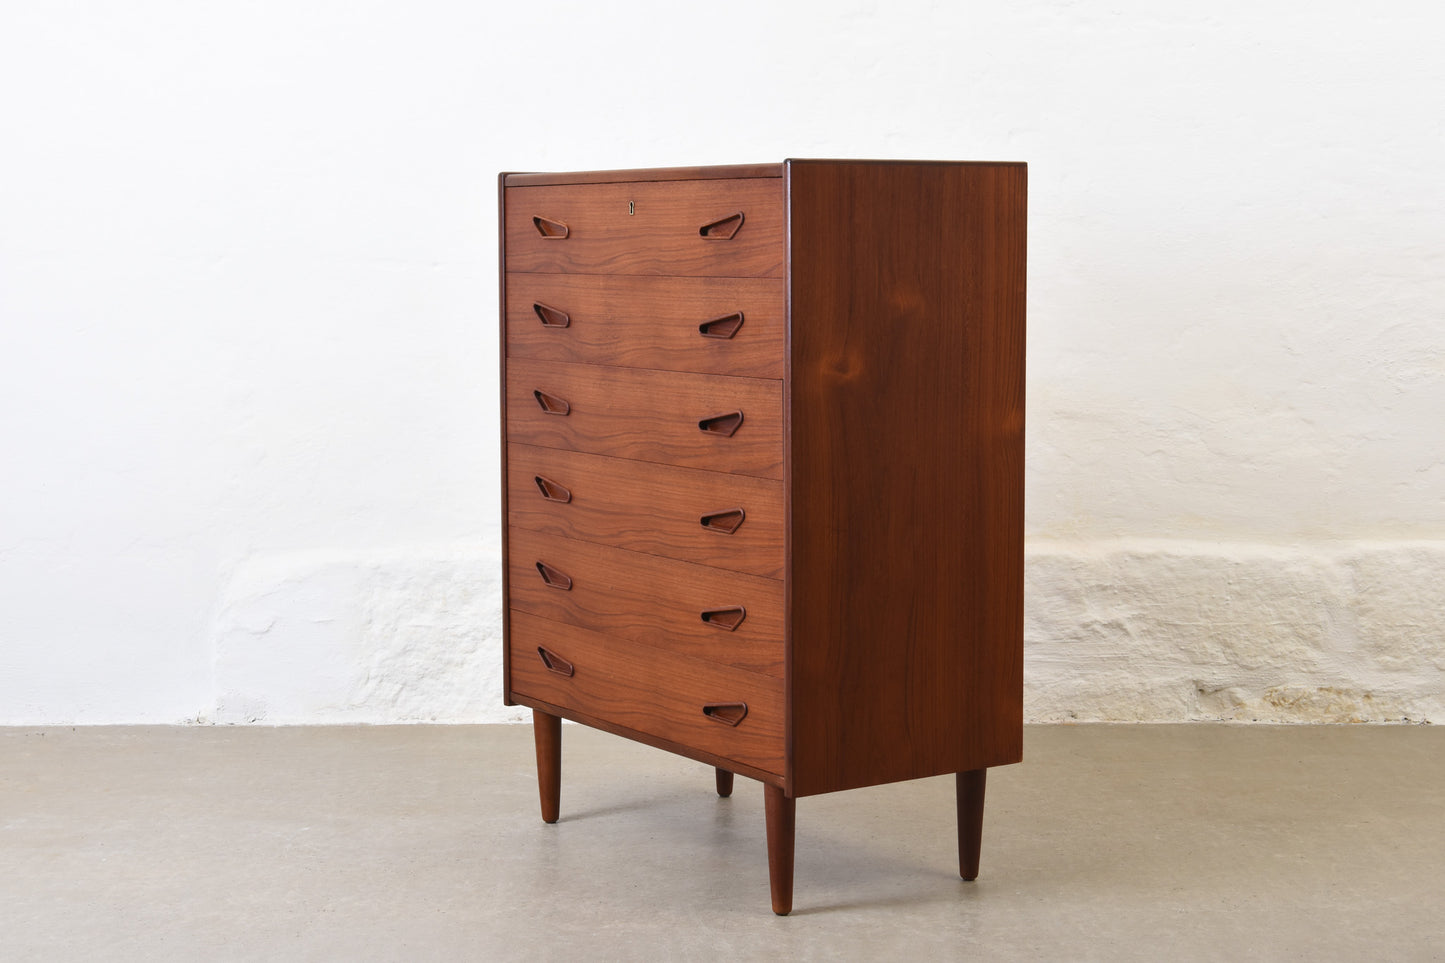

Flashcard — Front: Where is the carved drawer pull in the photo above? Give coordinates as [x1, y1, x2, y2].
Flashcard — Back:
[533, 215, 569, 238]
[533, 389, 571, 415]
[537, 647, 575, 677]
[535, 561, 573, 590]
[698, 411, 743, 436]
[699, 212, 744, 240]
[702, 702, 749, 727]
[700, 606, 747, 631]
[533, 302, 571, 328]
[699, 508, 746, 535]
[698, 313, 744, 340]
[533, 475, 572, 503]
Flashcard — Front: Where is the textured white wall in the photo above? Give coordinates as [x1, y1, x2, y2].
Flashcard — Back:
[1, 2, 1441, 724]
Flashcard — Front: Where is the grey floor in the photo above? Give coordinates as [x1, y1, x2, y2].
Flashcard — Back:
[2, 724, 1441, 961]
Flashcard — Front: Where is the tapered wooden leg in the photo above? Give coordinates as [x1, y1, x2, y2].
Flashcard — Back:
[715, 768, 734, 797]
[532, 709, 561, 824]
[764, 784, 795, 915]
[957, 768, 987, 881]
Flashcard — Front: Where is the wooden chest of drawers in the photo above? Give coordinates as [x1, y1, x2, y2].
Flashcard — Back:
[500, 160, 1026, 914]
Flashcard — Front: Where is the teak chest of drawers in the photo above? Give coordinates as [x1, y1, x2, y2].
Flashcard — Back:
[499, 159, 1026, 914]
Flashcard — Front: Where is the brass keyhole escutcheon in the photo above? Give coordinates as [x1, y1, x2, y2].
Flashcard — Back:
[628, 200, 635, 215]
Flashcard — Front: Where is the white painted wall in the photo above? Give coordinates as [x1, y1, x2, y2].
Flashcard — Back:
[2, 2, 1441, 724]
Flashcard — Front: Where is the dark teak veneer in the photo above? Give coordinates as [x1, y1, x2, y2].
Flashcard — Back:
[500, 159, 1026, 914]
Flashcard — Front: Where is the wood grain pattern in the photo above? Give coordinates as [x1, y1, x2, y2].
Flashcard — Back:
[504, 179, 784, 277]
[506, 274, 785, 378]
[508, 529, 784, 677]
[507, 444, 784, 579]
[508, 610, 785, 774]
[505, 164, 782, 187]
[506, 358, 783, 479]
[785, 160, 1027, 797]
[499, 173, 514, 706]
[511, 692, 785, 788]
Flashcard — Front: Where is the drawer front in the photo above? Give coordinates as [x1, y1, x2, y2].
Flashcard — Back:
[506, 274, 785, 379]
[508, 529, 783, 677]
[509, 611, 785, 774]
[506, 358, 783, 479]
[504, 178, 784, 277]
[508, 444, 783, 579]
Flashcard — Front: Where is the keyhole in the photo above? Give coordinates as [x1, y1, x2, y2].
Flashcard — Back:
[628, 200, 634, 215]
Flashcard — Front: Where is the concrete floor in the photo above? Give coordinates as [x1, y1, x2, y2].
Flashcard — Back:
[1, 725, 1441, 961]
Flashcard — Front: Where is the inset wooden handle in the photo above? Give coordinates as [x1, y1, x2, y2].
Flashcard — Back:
[535, 561, 572, 590]
[700, 606, 747, 631]
[533, 215, 569, 238]
[698, 313, 744, 340]
[533, 475, 572, 503]
[702, 703, 748, 726]
[533, 302, 571, 328]
[699, 212, 744, 240]
[537, 647, 574, 677]
[699, 508, 746, 535]
[533, 389, 570, 415]
[697, 411, 743, 436]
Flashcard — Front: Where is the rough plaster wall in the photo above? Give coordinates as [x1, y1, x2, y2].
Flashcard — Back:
[1027, 542, 1445, 723]
[212, 551, 514, 724]
[2, 1, 1442, 724]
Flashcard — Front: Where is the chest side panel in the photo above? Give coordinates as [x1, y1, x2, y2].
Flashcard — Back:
[785, 161, 1027, 797]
